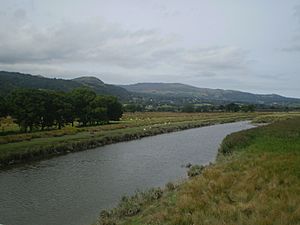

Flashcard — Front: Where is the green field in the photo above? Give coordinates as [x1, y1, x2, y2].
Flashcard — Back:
[97, 115, 300, 225]
[1, 112, 273, 168]
[1, 111, 300, 169]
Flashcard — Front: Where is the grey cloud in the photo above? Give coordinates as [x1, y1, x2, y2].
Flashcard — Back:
[282, 46, 300, 52]
[0, 10, 249, 80]
[294, 4, 300, 24]
[13, 8, 27, 20]
[282, 4, 300, 53]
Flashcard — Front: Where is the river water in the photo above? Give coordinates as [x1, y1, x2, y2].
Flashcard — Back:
[0, 121, 254, 225]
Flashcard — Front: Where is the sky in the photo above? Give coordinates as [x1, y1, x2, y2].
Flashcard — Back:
[0, 0, 300, 97]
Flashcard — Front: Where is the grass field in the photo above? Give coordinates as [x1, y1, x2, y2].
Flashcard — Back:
[97, 115, 300, 225]
[0, 111, 299, 168]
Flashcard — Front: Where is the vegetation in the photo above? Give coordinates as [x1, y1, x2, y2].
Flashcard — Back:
[0, 95, 7, 117]
[187, 165, 205, 177]
[251, 112, 300, 124]
[123, 102, 258, 113]
[181, 102, 255, 113]
[99, 116, 300, 225]
[0, 112, 268, 168]
[2, 71, 300, 110]
[0, 71, 130, 99]
[3, 88, 122, 132]
[99, 188, 164, 225]
[121, 82, 300, 106]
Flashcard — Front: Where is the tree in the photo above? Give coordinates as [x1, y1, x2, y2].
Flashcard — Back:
[7, 87, 123, 131]
[225, 103, 240, 112]
[9, 89, 47, 132]
[100, 96, 123, 121]
[0, 96, 7, 118]
[69, 88, 96, 126]
[123, 103, 144, 112]
[49, 91, 74, 129]
[182, 104, 194, 113]
[218, 105, 225, 112]
[90, 96, 109, 124]
[241, 104, 256, 112]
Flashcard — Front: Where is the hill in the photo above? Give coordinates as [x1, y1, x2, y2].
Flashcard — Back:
[72, 76, 129, 99]
[0, 71, 130, 99]
[1, 71, 299, 106]
[120, 82, 300, 106]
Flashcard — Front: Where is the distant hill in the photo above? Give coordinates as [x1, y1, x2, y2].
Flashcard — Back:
[1, 71, 299, 106]
[120, 83, 300, 106]
[72, 76, 129, 99]
[0, 71, 130, 99]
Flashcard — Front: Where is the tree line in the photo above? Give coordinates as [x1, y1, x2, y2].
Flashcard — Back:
[123, 102, 256, 113]
[182, 103, 256, 113]
[0, 88, 123, 132]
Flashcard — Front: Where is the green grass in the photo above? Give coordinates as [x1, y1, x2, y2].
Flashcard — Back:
[1, 112, 299, 168]
[101, 116, 300, 225]
[251, 112, 300, 124]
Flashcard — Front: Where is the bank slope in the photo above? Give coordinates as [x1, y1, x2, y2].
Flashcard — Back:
[0, 112, 259, 168]
[99, 116, 300, 225]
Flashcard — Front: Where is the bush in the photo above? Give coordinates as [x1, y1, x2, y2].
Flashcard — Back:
[97, 188, 163, 224]
[187, 165, 205, 177]
[118, 196, 141, 217]
[146, 188, 163, 200]
[165, 182, 176, 191]
[98, 210, 116, 225]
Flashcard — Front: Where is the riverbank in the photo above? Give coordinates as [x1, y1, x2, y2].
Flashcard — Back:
[0, 112, 269, 169]
[98, 115, 300, 225]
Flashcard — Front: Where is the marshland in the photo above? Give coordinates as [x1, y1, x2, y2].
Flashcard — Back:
[1, 1, 300, 225]
[1, 112, 300, 225]
[0, 111, 267, 168]
[98, 114, 300, 225]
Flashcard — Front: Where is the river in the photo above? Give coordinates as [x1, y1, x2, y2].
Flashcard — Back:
[0, 121, 254, 225]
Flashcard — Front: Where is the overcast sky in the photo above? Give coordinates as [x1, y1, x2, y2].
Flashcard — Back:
[1, 0, 300, 97]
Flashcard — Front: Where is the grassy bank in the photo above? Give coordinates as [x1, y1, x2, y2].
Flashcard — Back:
[0, 112, 270, 168]
[98, 115, 300, 225]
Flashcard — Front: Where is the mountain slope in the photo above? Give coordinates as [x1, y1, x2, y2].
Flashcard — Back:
[72, 76, 129, 98]
[0, 71, 130, 99]
[120, 83, 300, 105]
[1, 71, 299, 105]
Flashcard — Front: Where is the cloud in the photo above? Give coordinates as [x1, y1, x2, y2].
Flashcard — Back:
[0, 9, 249, 80]
[294, 4, 300, 24]
[282, 4, 300, 53]
[282, 45, 300, 52]
[151, 2, 180, 18]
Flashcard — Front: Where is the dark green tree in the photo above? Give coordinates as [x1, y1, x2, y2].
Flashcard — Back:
[123, 103, 144, 112]
[69, 88, 96, 126]
[48, 91, 74, 129]
[98, 96, 123, 121]
[7, 87, 123, 131]
[90, 96, 109, 124]
[0, 96, 7, 118]
[225, 103, 240, 112]
[9, 89, 47, 132]
[106, 96, 123, 121]
[182, 104, 194, 113]
[241, 104, 256, 112]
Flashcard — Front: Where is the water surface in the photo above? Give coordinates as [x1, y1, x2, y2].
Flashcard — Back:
[0, 121, 254, 225]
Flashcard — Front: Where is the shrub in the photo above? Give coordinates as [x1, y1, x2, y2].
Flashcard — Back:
[165, 182, 176, 191]
[97, 188, 164, 224]
[98, 210, 116, 225]
[146, 188, 163, 201]
[118, 196, 141, 217]
[187, 165, 205, 177]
